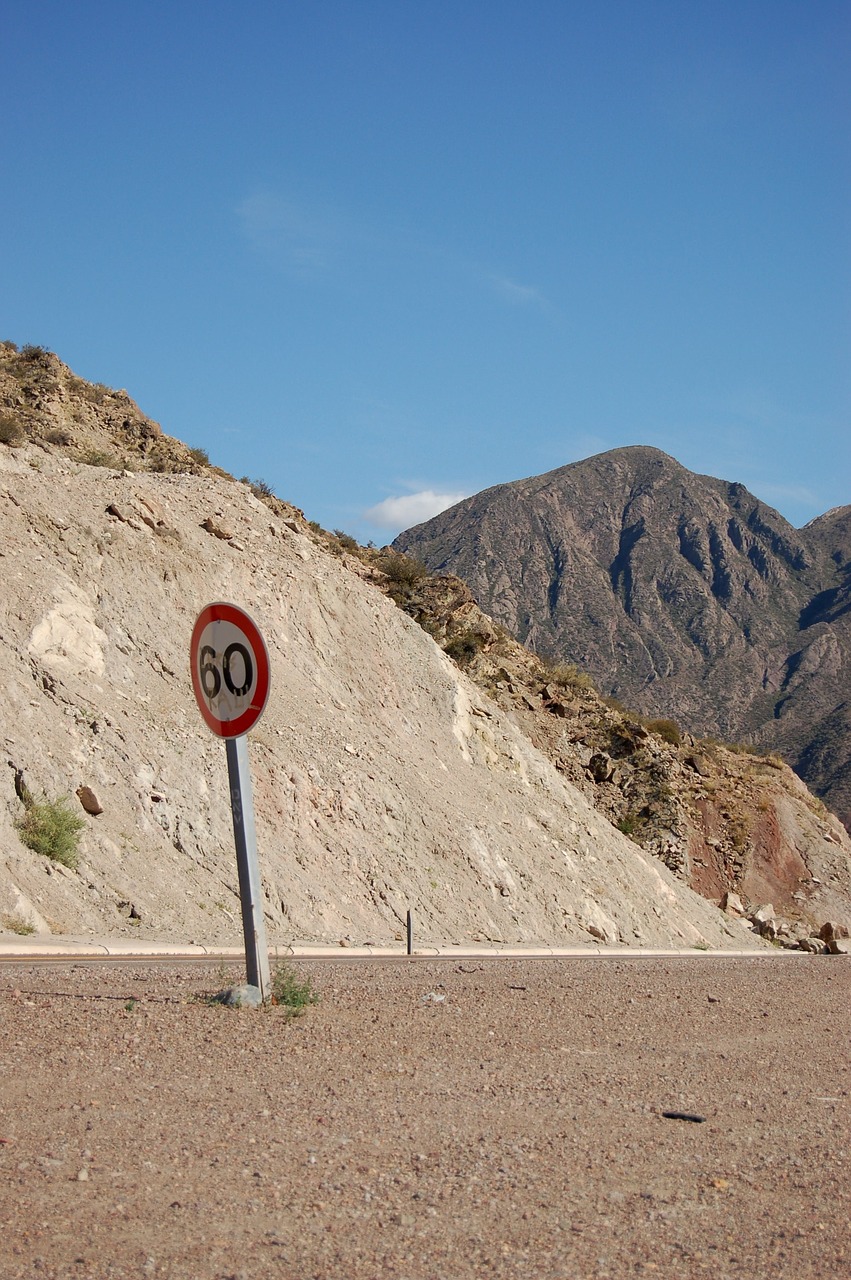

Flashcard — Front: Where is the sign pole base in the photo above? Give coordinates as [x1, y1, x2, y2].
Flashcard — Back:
[226, 735, 271, 1001]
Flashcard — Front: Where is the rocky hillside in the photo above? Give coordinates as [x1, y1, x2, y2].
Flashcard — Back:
[359, 558, 851, 942]
[393, 447, 851, 832]
[0, 344, 765, 950]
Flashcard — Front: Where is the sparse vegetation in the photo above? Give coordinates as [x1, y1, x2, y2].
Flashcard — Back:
[443, 632, 486, 666]
[43, 426, 73, 446]
[333, 529, 360, 553]
[643, 717, 682, 746]
[377, 551, 428, 587]
[270, 963, 320, 1016]
[83, 382, 111, 403]
[542, 661, 597, 693]
[1, 913, 36, 936]
[16, 794, 85, 869]
[242, 477, 275, 499]
[78, 446, 119, 468]
[0, 414, 24, 446]
[187, 446, 210, 467]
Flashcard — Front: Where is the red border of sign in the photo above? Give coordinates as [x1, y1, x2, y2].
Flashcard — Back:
[190, 602, 271, 738]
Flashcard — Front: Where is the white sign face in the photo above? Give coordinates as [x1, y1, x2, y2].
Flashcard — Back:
[190, 603, 270, 738]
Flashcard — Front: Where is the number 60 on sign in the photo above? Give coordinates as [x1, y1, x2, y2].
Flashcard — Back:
[190, 602, 271, 738]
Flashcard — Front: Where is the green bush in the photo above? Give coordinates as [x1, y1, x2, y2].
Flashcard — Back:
[377, 552, 428, 586]
[188, 446, 210, 466]
[271, 963, 319, 1016]
[16, 795, 84, 868]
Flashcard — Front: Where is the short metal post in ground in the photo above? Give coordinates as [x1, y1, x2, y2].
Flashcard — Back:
[226, 735, 271, 1000]
[406, 908, 413, 956]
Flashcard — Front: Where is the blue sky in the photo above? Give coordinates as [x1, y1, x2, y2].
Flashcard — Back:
[2, 1, 848, 542]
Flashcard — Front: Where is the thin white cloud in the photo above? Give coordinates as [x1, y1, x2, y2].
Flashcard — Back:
[364, 489, 468, 530]
[237, 192, 339, 271]
[748, 481, 821, 509]
[486, 272, 548, 307]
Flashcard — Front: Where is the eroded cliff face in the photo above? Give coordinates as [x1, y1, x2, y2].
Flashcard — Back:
[393, 447, 851, 831]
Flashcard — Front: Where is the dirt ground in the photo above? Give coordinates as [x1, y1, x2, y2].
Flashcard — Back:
[1, 955, 849, 1280]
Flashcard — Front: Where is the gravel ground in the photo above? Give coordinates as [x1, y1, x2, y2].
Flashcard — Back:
[1, 955, 849, 1280]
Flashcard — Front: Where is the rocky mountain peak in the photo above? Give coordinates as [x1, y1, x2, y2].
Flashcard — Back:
[394, 451, 851, 832]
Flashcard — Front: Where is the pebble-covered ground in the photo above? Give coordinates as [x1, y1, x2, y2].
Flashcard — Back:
[1, 956, 849, 1279]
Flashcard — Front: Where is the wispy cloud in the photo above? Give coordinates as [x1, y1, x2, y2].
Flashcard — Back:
[237, 192, 340, 272]
[747, 481, 821, 510]
[364, 489, 468, 531]
[486, 272, 548, 308]
[237, 188, 554, 315]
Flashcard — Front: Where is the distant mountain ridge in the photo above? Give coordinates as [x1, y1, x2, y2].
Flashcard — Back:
[393, 447, 851, 830]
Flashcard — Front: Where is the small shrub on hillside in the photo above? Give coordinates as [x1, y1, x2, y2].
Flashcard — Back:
[80, 383, 111, 404]
[444, 631, 486, 666]
[16, 795, 84, 869]
[20, 344, 50, 361]
[43, 426, 73, 446]
[78, 447, 119, 468]
[762, 753, 785, 770]
[188, 446, 210, 466]
[644, 717, 682, 746]
[545, 662, 597, 693]
[333, 529, 360, 553]
[1, 913, 36, 936]
[0, 414, 24, 446]
[271, 963, 319, 1017]
[377, 552, 428, 586]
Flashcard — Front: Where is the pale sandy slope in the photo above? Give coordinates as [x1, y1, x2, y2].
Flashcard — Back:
[0, 444, 762, 950]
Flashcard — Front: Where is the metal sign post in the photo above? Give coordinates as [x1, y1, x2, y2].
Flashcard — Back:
[226, 735, 271, 999]
[190, 602, 273, 1003]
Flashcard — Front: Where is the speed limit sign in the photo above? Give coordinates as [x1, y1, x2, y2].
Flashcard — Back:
[190, 602, 271, 738]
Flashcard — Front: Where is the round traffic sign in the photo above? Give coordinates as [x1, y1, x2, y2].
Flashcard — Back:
[190, 602, 271, 738]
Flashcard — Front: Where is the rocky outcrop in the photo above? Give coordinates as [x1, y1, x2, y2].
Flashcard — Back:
[393, 447, 851, 831]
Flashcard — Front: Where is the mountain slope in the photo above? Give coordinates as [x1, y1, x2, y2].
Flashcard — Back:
[0, 350, 758, 949]
[393, 447, 851, 829]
